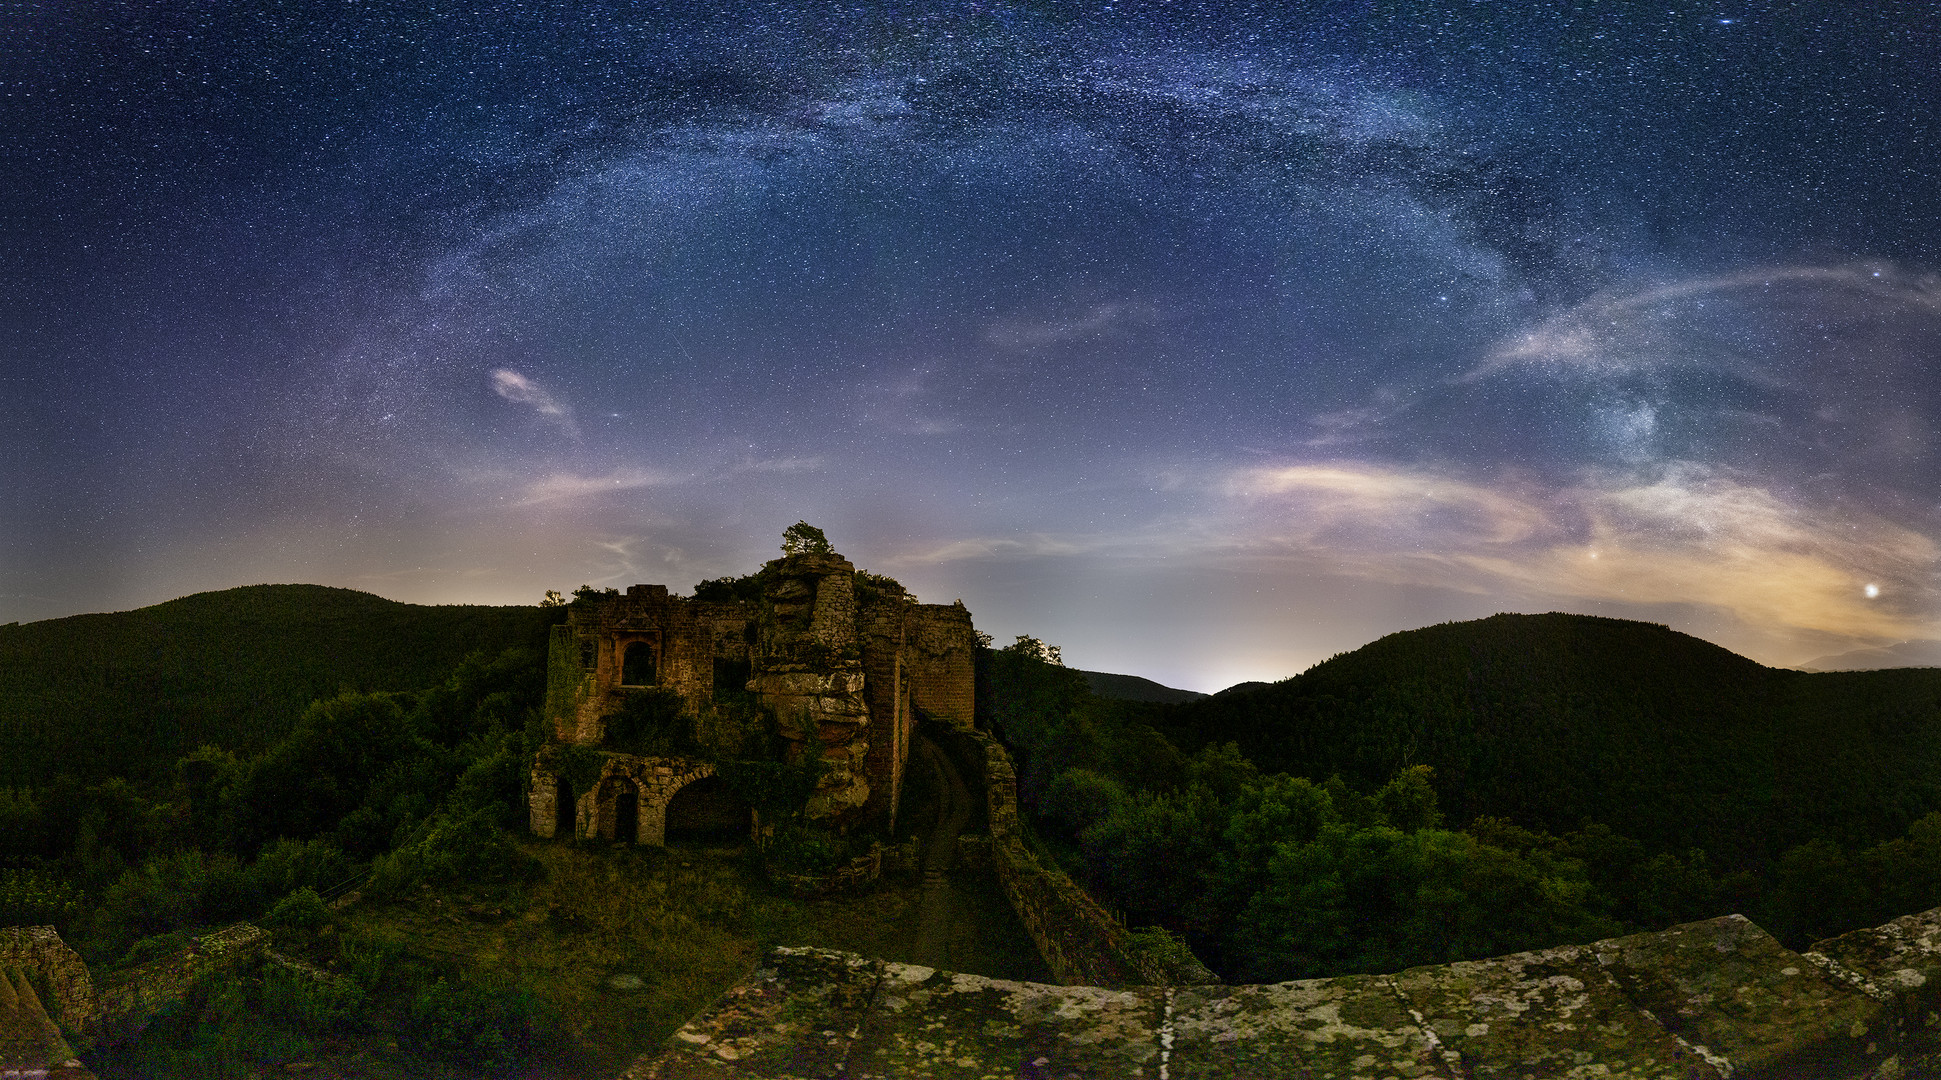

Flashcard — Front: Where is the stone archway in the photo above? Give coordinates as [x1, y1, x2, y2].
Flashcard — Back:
[594, 774, 641, 842]
[664, 774, 751, 843]
[634, 762, 717, 846]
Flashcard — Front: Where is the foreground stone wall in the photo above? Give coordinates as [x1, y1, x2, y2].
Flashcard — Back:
[0, 921, 268, 1076]
[0, 961, 93, 1078]
[628, 901, 1941, 1080]
[91, 922, 270, 1043]
[0, 925, 98, 1034]
[927, 716, 1218, 989]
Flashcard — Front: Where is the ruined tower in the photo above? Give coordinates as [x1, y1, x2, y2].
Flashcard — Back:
[527, 543, 978, 846]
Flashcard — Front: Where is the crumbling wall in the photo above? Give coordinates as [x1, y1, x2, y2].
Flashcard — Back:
[528, 752, 723, 845]
[547, 589, 756, 744]
[92, 922, 270, 1044]
[0, 925, 97, 1034]
[906, 603, 976, 725]
[0, 963, 93, 1079]
[928, 716, 1218, 989]
[536, 554, 978, 838]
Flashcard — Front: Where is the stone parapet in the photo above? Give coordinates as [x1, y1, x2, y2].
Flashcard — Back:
[626, 898, 1941, 1080]
[772, 838, 921, 899]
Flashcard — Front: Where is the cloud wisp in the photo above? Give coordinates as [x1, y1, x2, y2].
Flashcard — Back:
[491, 369, 579, 438]
[1470, 264, 1941, 382]
[515, 467, 674, 507]
[904, 459, 1940, 660]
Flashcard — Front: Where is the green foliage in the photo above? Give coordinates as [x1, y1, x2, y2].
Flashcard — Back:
[780, 520, 834, 556]
[852, 569, 914, 606]
[264, 886, 329, 932]
[364, 808, 541, 898]
[1003, 634, 1063, 666]
[716, 755, 827, 830]
[405, 979, 561, 1074]
[1154, 613, 1941, 868]
[0, 867, 82, 928]
[259, 965, 365, 1035]
[554, 743, 608, 798]
[761, 825, 845, 876]
[692, 572, 768, 603]
[606, 688, 695, 756]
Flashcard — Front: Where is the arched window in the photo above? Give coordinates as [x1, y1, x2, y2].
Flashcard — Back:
[621, 641, 657, 686]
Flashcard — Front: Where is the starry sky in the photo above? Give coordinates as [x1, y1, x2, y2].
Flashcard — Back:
[7, 2, 1940, 690]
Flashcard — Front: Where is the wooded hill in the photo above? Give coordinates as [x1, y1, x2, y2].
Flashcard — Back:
[0, 585, 558, 785]
[1153, 613, 1941, 868]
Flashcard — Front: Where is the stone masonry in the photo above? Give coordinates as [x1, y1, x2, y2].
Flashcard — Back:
[531, 547, 979, 845]
[529, 753, 717, 846]
[625, 903, 1941, 1079]
[0, 922, 268, 1078]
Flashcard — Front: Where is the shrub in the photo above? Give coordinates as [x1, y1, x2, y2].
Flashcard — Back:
[405, 979, 560, 1074]
[259, 964, 364, 1034]
[365, 810, 539, 897]
[265, 887, 329, 932]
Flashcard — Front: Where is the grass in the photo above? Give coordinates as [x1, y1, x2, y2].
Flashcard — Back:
[104, 835, 1051, 1079]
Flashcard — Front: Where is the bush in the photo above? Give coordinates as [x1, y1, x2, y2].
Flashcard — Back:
[606, 688, 694, 756]
[405, 979, 560, 1074]
[0, 869, 83, 930]
[265, 887, 329, 932]
[762, 826, 845, 876]
[259, 964, 364, 1034]
[365, 810, 539, 897]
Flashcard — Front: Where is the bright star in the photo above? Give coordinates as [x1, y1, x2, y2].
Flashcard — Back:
[1865, 583, 1881, 598]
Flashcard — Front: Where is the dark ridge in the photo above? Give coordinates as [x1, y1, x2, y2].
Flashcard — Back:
[0, 584, 558, 784]
[1804, 639, 1941, 671]
[1153, 612, 1941, 866]
[1078, 669, 1206, 704]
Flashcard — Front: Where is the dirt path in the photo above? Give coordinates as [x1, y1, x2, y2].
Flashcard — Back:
[908, 734, 974, 970]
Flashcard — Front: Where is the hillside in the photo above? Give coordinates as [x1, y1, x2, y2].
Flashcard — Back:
[0, 585, 559, 784]
[1077, 669, 1205, 704]
[1154, 613, 1941, 865]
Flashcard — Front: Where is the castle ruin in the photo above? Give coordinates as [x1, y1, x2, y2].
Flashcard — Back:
[527, 544, 978, 846]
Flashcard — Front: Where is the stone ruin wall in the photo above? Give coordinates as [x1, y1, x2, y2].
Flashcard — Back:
[534, 552, 982, 842]
[551, 586, 755, 745]
[0, 921, 268, 1070]
[904, 603, 977, 725]
[0, 925, 98, 1036]
[527, 752, 717, 845]
[858, 601, 977, 831]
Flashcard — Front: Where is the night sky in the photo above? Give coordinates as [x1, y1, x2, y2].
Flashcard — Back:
[8, 3, 1940, 690]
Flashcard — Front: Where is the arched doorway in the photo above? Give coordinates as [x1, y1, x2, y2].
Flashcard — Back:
[614, 781, 639, 843]
[665, 775, 750, 843]
[554, 781, 576, 838]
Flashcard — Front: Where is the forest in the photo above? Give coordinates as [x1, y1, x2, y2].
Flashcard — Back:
[983, 615, 1941, 983]
[9, 590, 1941, 1071]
